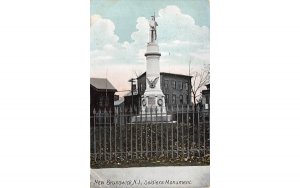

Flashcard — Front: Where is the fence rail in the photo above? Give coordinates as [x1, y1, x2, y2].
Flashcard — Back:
[90, 105, 209, 168]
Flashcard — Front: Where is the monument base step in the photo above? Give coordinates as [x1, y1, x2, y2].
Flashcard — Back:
[131, 114, 172, 123]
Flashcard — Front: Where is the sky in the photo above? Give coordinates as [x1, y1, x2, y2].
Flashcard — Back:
[90, 0, 210, 95]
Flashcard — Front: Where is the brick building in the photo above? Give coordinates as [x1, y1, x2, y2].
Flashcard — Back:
[90, 78, 117, 115]
[124, 72, 192, 112]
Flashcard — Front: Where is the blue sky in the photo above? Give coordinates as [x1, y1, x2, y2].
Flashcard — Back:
[91, 0, 209, 42]
[90, 0, 210, 93]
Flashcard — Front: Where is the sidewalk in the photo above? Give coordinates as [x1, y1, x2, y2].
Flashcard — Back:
[91, 166, 209, 188]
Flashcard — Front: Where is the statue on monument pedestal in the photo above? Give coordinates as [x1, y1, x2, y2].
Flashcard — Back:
[131, 13, 172, 122]
[149, 15, 158, 43]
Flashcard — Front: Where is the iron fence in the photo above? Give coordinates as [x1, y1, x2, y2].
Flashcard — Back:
[90, 105, 209, 168]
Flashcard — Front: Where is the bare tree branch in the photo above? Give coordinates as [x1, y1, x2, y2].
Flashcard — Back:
[190, 66, 210, 105]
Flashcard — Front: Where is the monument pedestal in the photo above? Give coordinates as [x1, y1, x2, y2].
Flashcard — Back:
[131, 113, 172, 123]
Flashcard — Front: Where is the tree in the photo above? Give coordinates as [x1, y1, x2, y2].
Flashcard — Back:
[190, 62, 210, 106]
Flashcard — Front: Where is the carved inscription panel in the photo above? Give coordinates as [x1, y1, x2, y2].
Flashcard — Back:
[148, 97, 155, 106]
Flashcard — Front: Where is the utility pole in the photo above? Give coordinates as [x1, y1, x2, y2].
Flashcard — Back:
[128, 78, 135, 114]
[188, 57, 191, 76]
[105, 69, 108, 111]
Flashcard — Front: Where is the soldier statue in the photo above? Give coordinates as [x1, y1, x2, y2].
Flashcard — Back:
[149, 15, 158, 43]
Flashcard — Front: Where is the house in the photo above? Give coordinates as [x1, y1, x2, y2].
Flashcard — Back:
[123, 92, 140, 114]
[114, 97, 124, 114]
[90, 78, 117, 115]
[201, 84, 210, 111]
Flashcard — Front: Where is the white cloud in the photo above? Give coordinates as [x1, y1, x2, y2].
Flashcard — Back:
[90, 15, 119, 50]
[90, 5, 209, 95]
[131, 17, 149, 47]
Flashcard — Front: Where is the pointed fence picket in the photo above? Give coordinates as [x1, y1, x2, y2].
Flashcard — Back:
[91, 105, 209, 167]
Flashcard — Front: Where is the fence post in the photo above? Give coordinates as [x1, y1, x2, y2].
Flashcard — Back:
[93, 109, 96, 162]
[155, 107, 158, 157]
[140, 107, 144, 158]
[203, 109, 206, 156]
[208, 109, 210, 154]
[125, 107, 128, 160]
[109, 109, 112, 161]
[135, 109, 138, 159]
[146, 108, 149, 158]
[176, 104, 179, 158]
[160, 105, 163, 156]
[197, 105, 200, 157]
[130, 107, 133, 159]
[115, 108, 117, 160]
[181, 105, 184, 158]
[166, 106, 169, 158]
[99, 109, 102, 161]
[120, 108, 123, 160]
[171, 105, 174, 158]
[192, 104, 195, 157]
[104, 109, 107, 161]
[150, 107, 153, 157]
[187, 105, 190, 158]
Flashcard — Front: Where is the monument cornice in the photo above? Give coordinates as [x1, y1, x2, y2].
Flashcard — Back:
[144, 52, 161, 57]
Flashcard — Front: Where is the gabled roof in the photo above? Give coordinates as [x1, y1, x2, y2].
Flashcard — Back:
[114, 97, 124, 106]
[161, 72, 193, 78]
[124, 91, 138, 97]
[90, 78, 117, 91]
[136, 72, 192, 79]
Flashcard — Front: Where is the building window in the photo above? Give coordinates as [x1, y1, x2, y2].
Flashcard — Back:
[185, 82, 188, 90]
[206, 95, 209, 104]
[186, 95, 189, 104]
[179, 81, 183, 90]
[172, 94, 176, 104]
[132, 84, 136, 91]
[205, 104, 209, 109]
[179, 95, 183, 104]
[99, 96, 103, 106]
[202, 97, 206, 105]
[140, 83, 143, 92]
[164, 80, 168, 89]
[165, 94, 169, 104]
[172, 80, 176, 89]
[105, 96, 109, 107]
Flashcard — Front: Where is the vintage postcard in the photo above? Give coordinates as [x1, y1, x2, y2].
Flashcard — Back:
[90, 0, 210, 187]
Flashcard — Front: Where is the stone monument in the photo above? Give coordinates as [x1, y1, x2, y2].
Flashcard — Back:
[132, 15, 172, 122]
